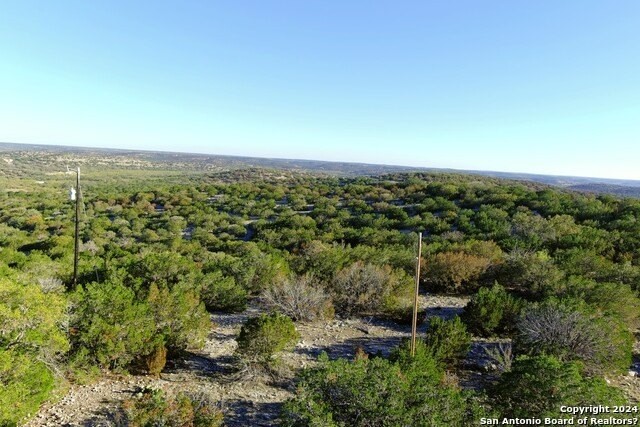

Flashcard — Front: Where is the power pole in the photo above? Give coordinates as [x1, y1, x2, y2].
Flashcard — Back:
[73, 167, 80, 287]
[410, 232, 423, 357]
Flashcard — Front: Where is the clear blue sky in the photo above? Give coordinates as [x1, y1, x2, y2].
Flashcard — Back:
[1, 1, 638, 179]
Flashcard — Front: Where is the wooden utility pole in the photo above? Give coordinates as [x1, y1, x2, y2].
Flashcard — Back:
[410, 232, 423, 357]
[72, 167, 80, 287]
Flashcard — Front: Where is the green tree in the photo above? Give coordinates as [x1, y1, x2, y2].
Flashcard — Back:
[200, 272, 247, 312]
[283, 348, 486, 427]
[147, 282, 210, 354]
[424, 316, 471, 366]
[70, 281, 156, 370]
[0, 349, 55, 426]
[236, 312, 299, 366]
[490, 355, 627, 419]
[0, 278, 69, 360]
[462, 283, 524, 336]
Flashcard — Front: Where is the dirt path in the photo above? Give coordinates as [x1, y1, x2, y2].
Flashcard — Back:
[27, 295, 486, 426]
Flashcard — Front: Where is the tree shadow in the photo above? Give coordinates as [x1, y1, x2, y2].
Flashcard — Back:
[424, 304, 465, 320]
[459, 339, 511, 390]
[464, 340, 511, 370]
[294, 305, 471, 362]
[79, 397, 129, 426]
[631, 353, 640, 375]
[296, 335, 407, 360]
[335, 301, 465, 336]
[320, 313, 427, 335]
[164, 351, 236, 378]
[223, 399, 283, 427]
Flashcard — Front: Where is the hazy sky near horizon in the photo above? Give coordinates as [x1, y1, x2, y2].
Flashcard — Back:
[1, 1, 639, 179]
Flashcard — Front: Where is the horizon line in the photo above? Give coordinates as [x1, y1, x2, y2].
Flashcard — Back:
[2, 140, 640, 185]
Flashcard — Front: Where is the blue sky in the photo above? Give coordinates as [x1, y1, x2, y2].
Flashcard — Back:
[1, 1, 638, 179]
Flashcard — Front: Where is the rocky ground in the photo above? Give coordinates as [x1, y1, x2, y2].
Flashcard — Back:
[26, 295, 640, 426]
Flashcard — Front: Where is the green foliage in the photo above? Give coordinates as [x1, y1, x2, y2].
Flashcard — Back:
[282, 350, 486, 427]
[0, 349, 55, 426]
[292, 241, 351, 283]
[147, 282, 210, 354]
[243, 248, 291, 293]
[515, 299, 633, 375]
[0, 278, 69, 358]
[292, 241, 416, 284]
[510, 211, 557, 249]
[70, 281, 156, 370]
[462, 283, 524, 336]
[71, 279, 209, 371]
[65, 347, 101, 384]
[561, 277, 640, 329]
[0, 247, 29, 269]
[236, 312, 299, 365]
[0, 278, 67, 426]
[424, 316, 471, 366]
[113, 250, 201, 294]
[489, 355, 627, 419]
[200, 272, 247, 313]
[494, 249, 564, 298]
[122, 389, 223, 427]
[388, 338, 444, 383]
[6, 158, 640, 421]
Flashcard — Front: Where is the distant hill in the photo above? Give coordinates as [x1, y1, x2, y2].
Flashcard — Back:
[2, 141, 640, 197]
[468, 169, 640, 188]
[566, 183, 640, 198]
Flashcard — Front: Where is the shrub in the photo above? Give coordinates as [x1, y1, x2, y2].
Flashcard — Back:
[0, 349, 55, 426]
[245, 250, 291, 293]
[424, 316, 471, 366]
[201, 272, 247, 313]
[330, 262, 388, 317]
[123, 250, 199, 291]
[147, 282, 210, 354]
[388, 338, 443, 383]
[121, 389, 223, 427]
[489, 355, 627, 419]
[66, 349, 102, 385]
[37, 277, 65, 293]
[423, 251, 493, 293]
[0, 277, 67, 425]
[493, 249, 564, 298]
[484, 342, 514, 373]
[143, 343, 167, 376]
[330, 262, 412, 318]
[282, 351, 486, 427]
[462, 283, 524, 336]
[236, 312, 299, 365]
[0, 277, 69, 361]
[515, 299, 633, 375]
[261, 275, 333, 322]
[561, 277, 640, 329]
[71, 279, 209, 373]
[70, 281, 156, 370]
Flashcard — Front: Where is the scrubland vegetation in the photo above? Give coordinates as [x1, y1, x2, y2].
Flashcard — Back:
[2, 152, 640, 425]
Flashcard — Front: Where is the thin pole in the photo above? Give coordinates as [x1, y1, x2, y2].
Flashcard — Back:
[73, 167, 80, 287]
[411, 232, 423, 357]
